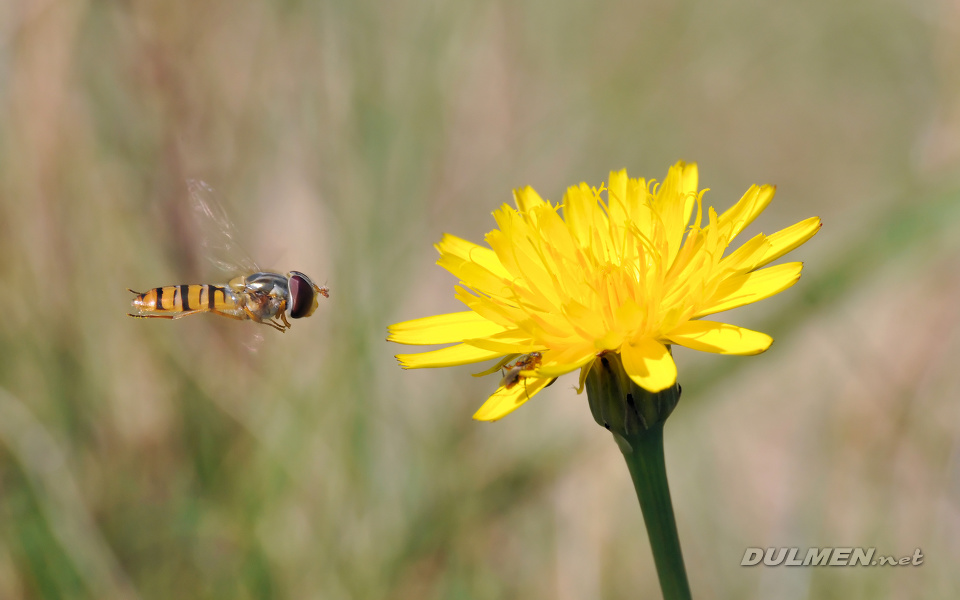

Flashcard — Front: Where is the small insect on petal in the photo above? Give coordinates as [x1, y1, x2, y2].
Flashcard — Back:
[498, 352, 544, 390]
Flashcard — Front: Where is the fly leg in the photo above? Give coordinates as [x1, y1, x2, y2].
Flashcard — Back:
[272, 298, 292, 330]
[238, 291, 291, 332]
[266, 317, 288, 331]
[263, 320, 287, 333]
[278, 309, 292, 330]
[241, 305, 287, 332]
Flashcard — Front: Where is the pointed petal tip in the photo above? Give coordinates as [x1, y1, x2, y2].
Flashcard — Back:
[472, 389, 513, 421]
[470, 377, 553, 421]
[664, 321, 774, 356]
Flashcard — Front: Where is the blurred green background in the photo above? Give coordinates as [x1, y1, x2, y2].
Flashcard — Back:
[1, 0, 958, 598]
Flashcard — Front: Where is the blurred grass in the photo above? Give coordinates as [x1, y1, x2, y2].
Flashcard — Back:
[1, 0, 959, 598]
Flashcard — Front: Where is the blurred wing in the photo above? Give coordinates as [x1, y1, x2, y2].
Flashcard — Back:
[187, 179, 261, 275]
[241, 330, 266, 354]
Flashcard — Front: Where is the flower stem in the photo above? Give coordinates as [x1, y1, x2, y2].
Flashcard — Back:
[584, 353, 691, 600]
[616, 424, 691, 600]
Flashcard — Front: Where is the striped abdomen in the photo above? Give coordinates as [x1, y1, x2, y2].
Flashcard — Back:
[128, 284, 242, 319]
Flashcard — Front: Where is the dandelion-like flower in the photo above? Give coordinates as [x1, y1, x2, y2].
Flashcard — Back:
[389, 162, 821, 421]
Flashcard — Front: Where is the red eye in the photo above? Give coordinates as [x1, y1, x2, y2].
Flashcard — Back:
[289, 274, 317, 319]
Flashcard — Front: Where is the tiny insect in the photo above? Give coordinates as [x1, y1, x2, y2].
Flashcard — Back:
[127, 180, 328, 333]
[500, 352, 544, 390]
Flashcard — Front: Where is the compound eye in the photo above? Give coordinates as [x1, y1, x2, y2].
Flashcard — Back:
[288, 273, 318, 319]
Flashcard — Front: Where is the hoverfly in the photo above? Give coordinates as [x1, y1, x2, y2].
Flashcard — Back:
[127, 180, 328, 333]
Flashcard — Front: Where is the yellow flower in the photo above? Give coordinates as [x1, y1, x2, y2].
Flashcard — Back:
[389, 162, 821, 421]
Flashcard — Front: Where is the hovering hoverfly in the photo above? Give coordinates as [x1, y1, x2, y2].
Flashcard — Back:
[127, 180, 328, 333]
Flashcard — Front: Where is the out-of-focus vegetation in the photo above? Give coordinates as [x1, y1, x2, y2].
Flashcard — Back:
[1, 0, 958, 598]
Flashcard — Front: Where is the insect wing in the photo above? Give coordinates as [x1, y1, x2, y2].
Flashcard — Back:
[186, 179, 268, 353]
[187, 179, 261, 276]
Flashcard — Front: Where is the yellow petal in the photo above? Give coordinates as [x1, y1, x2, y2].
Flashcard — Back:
[513, 185, 547, 213]
[717, 184, 776, 241]
[561, 300, 608, 341]
[657, 162, 699, 262]
[613, 298, 645, 334]
[605, 169, 630, 227]
[679, 162, 699, 225]
[621, 338, 677, 392]
[526, 311, 576, 340]
[435, 233, 512, 279]
[694, 262, 803, 317]
[536, 347, 596, 377]
[754, 216, 821, 269]
[717, 233, 771, 274]
[471, 354, 519, 377]
[462, 329, 540, 353]
[436, 254, 511, 296]
[454, 286, 525, 328]
[533, 205, 577, 265]
[576, 359, 596, 393]
[472, 377, 554, 421]
[663, 320, 772, 355]
[506, 235, 562, 308]
[593, 330, 624, 352]
[388, 311, 506, 345]
[396, 343, 503, 369]
[563, 183, 605, 249]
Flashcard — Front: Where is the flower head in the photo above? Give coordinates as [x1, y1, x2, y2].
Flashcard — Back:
[389, 162, 821, 421]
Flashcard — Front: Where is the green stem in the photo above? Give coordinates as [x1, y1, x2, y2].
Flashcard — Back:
[584, 353, 691, 600]
[616, 424, 691, 600]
